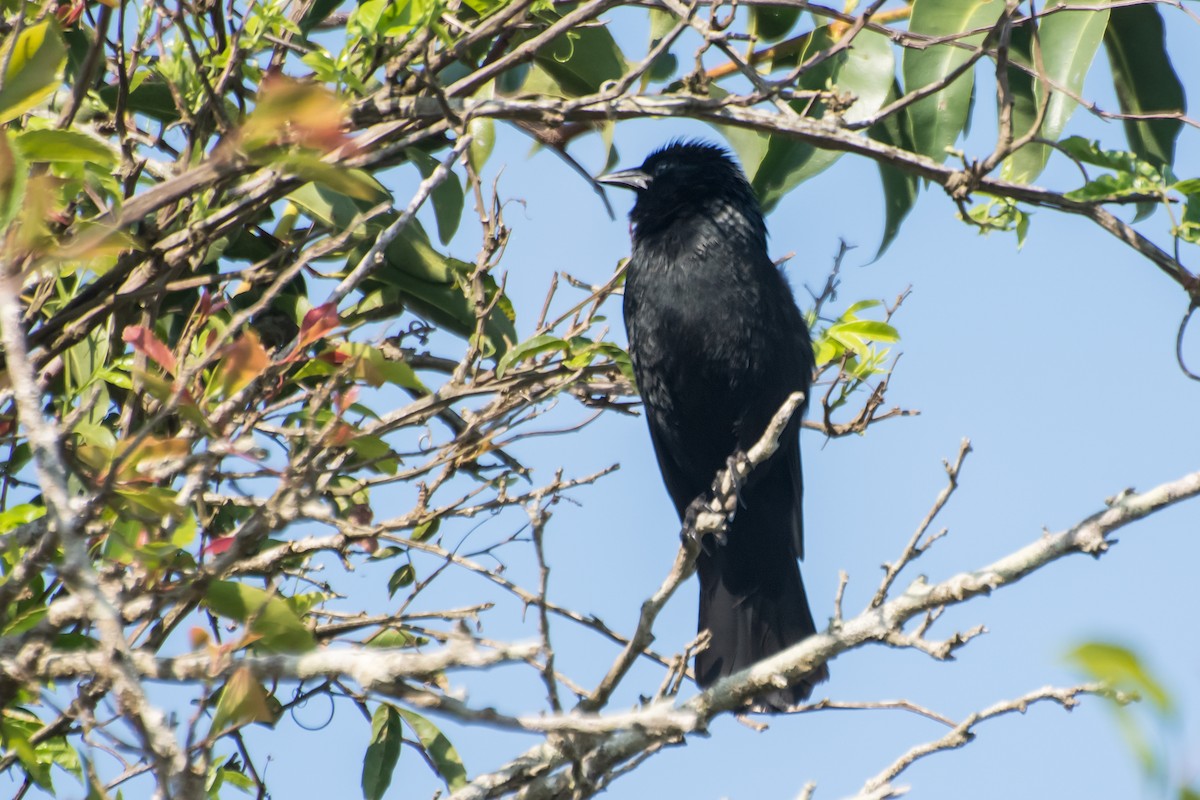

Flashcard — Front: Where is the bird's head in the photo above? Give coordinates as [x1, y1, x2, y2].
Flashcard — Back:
[597, 140, 764, 240]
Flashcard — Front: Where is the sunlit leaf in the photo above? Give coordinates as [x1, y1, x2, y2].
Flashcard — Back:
[1005, 3, 1110, 183]
[0, 131, 27, 231]
[210, 666, 277, 734]
[0, 503, 45, 533]
[204, 581, 316, 653]
[722, 29, 894, 213]
[396, 707, 467, 790]
[295, 303, 341, 351]
[211, 330, 270, 399]
[904, 0, 1006, 162]
[241, 74, 348, 153]
[275, 153, 390, 203]
[1067, 641, 1173, 713]
[496, 334, 568, 378]
[0, 21, 67, 124]
[13, 129, 115, 167]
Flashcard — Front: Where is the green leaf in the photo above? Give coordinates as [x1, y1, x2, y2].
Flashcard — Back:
[495, 334, 568, 378]
[387, 564, 415, 597]
[903, 0, 1006, 162]
[1067, 641, 1173, 713]
[337, 342, 425, 390]
[362, 705, 404, 800]
[749, 5, 802, 42]
[397, 707, 467, 790]
[274, 152, 390, 203]
[868, 81, 919, 258]
[526, 17, 628, 97]
[724, 28, 894, 212]
[0, 21, 67, 124]
[0, 130, 28, 231]
[467, 117, 495, 173]
[1171, 178, 1200, 195]
[1103, 5, 1185, 170]
[204, 581, 316, 653]
[209, 666, 276, 734]
[1005, 2, 1110, 183]
[406, 147, 465, 245]
[97, 75, 181, 123]
[299, 0, 343, 33]
[833, 320, 900, 343]
[0, 503, 45, 533]
[1177, 193, 1200, 244]
[289, 183, 517, 356]
[13, 129, 115, 167]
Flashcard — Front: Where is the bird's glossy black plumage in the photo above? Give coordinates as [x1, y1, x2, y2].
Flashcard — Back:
[600, 141, 826, 710]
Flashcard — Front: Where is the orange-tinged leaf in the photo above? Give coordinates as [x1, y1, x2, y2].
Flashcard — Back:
[210, 666, 276, 734]
[335, 385, 359, 414]
[241, 74, 349, 153]
[330, 420, 355, 447]
[123, 325, 177, 375]
[294, 302, 339, 352]
[188, 626, 210, 649]
[213, 330, 270, 399]
[116, 435, 190, 477]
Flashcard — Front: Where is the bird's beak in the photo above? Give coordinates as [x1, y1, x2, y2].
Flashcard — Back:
[596, 167, 652, 191]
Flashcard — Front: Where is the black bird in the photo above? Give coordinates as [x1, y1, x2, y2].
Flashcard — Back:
[599, 141, 826, 710]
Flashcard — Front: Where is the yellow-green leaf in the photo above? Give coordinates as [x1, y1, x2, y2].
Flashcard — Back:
[0, 21, 67, 124]
[204, 580, 316, 653]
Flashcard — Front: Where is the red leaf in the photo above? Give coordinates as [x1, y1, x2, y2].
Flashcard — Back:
[204, 536, 236, 556]
[122, 325, 177, 375]
[295, 303, 339, 352]
[335, 386, 359, 415]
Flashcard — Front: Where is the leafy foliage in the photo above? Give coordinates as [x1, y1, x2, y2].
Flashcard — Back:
[0, 0, 1194, 797]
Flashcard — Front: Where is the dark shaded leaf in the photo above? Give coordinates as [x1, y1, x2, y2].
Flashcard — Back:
[1103, 5, 1185, 170]
[750, 5, 802, 42]
[406, 147, 465, 245]
[526, 14, 627, 97]
[362, 705, 403, 800]
[868, 81, 919, 258]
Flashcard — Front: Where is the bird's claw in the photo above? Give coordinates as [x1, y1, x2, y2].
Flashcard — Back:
[683, 495, 728, 554]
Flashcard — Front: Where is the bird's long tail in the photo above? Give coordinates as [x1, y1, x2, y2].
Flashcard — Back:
[694, 503, 827, 711]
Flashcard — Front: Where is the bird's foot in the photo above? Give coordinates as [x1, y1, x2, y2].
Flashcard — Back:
[683, 495, 728, 554]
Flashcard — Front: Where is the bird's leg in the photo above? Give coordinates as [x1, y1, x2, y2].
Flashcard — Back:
[682, 448, 753, 551]
[683, 495, 727, 553]
[724, 450, 752, 509]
